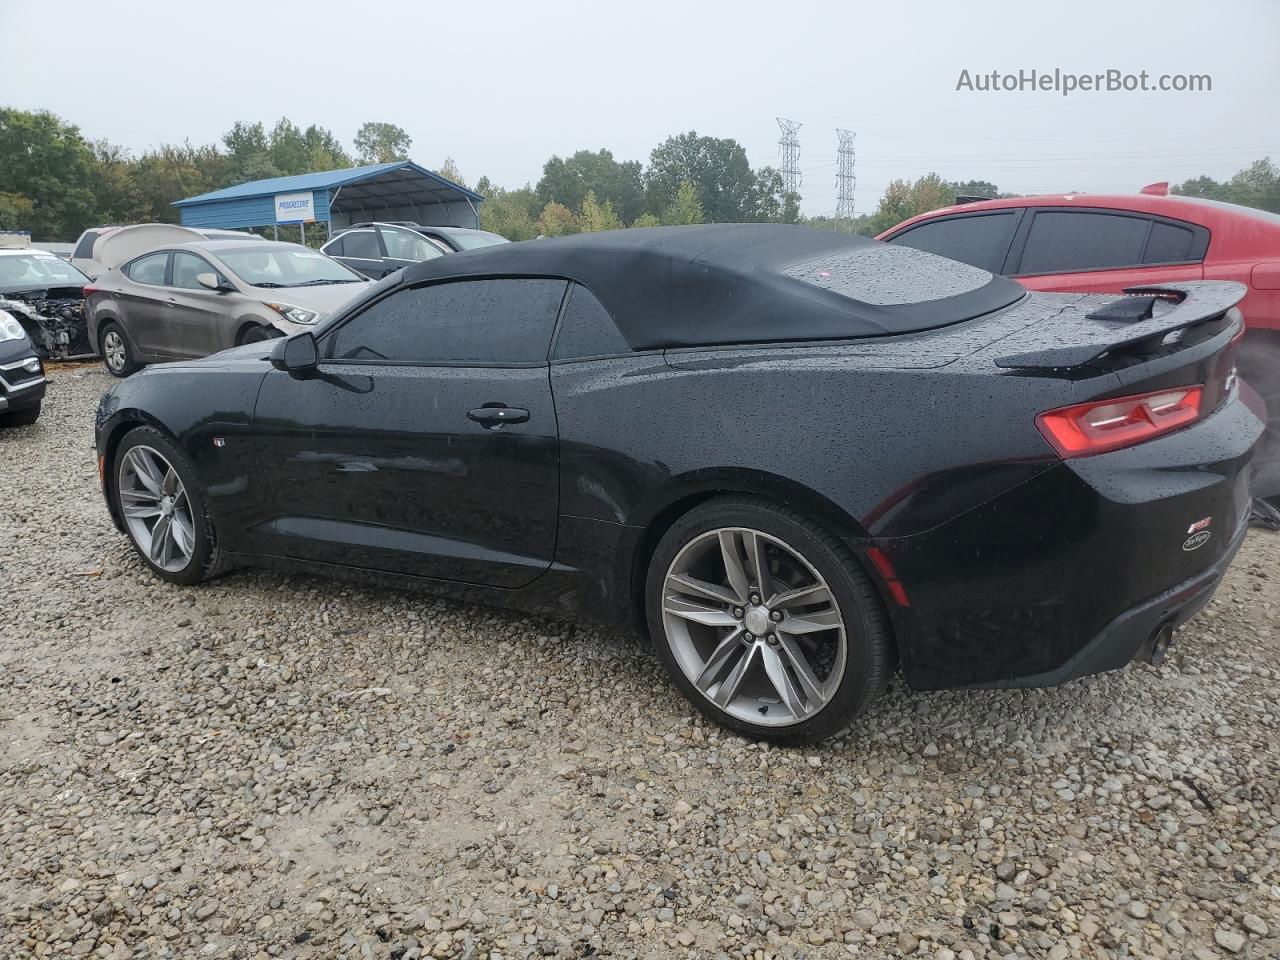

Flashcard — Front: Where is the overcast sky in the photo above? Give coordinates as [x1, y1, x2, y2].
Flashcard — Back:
[4, 0, 1278, 216]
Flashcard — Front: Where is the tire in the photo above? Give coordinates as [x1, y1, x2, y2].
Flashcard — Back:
[111, 426, 229, 585]
[644, 496, 892, 745]
[0, 402, 40, 427]
[99, 322, 139, 377]
[238, 325, 280, 345]
[1239, 336, 1280, 505]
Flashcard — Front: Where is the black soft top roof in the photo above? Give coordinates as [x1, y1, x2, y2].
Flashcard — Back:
[399, 223, 1024, 349]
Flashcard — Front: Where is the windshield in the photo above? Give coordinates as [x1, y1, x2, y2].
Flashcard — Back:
[0, 253, 90, 289]
[216, 246, 363, 287]
[449, 231, 510, 250]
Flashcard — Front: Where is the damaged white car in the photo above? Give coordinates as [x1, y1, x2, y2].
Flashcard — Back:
[0, 248, 93, 360]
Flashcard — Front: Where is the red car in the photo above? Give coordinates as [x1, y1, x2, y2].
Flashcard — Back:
[878, 185, 1280, 502]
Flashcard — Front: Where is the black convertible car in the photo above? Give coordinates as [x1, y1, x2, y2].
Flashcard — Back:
[95, 225, 1264, 743]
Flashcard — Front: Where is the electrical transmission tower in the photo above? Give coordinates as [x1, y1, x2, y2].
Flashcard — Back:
[776, 118, 802, 197]
[835, 129, 857, 220]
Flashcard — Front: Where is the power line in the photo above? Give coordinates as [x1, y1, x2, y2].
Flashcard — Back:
[835, 129, 856, 220]
[776, 118, 802, 197]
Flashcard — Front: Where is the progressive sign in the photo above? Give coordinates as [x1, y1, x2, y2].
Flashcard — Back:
[274, 192, 315, 224]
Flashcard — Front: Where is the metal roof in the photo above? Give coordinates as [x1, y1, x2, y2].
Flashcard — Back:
[173, 161, 484, 207]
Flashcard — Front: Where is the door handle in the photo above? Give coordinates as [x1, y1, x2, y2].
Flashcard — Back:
[467, 405, 530, 427]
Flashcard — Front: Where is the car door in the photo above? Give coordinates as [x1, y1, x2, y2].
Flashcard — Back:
[377, 225, 446, 273]
[1007, 208, 1206, 294]
[164, 251, 232, 357]
[250, 276, 568, 588]
[322, 229, 386, 279]
[116, 251, 173, 355]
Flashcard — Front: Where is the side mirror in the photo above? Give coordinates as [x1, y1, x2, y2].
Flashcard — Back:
[196, 272, 225, 291]
[270, 332, 318, 375]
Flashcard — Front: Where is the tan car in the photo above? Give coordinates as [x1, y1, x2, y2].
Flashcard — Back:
[85, 240, 368, 376]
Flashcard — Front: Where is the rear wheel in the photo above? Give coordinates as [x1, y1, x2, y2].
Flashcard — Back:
[112, 426, 227, 585]
[1240, 336, 1280, 504]
[100, 323, 138, 377]
[645, 496, 892, 745]
[0, 402, 40, 427]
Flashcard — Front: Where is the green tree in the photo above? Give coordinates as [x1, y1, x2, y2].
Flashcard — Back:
[537, 149, 645, 223]
[1196, 158, 1280, 214]
[268, 118, 310, 175]
[864, 172, 955, 236]
[130, 143, 226, 223]
[302, 124, 352, 172]
[578, 190, 622, 232]
[88, 140, 142, 225]
[437, 156, 467, 187]
[630, 212, 661, 228]
[221, 121, 277, 184]
[662, 180, 704, 225]
[949, 179, 1001, 200]
[0, 108, 98, 239]
[477, 182, 541, 241]
[750, 167, 787, 222]
[780, 193, 801, 224]
[354, 122, 412, 165]
[536, 201, 577, 237]
[0, 192, 34, 230]
[645, 131, 765, 222]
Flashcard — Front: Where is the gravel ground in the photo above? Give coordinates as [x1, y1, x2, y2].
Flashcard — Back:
[2, 366, 1279, 960]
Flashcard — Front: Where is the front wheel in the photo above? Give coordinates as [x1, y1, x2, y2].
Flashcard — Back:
[111, 426, 227, 585]
[238, 325, 281, 345]
[645, 496, 892, 745]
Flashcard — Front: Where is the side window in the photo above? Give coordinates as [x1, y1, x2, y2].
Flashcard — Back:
[73, 231, 99, 260]
[171, 252, 217, 290]
[327, 278, 568, 364]
[887, 212, 1017, 273]
[552, 284, 630, 359]
[341, 230, 381, 259]
[379, 226, 444, 262]
[323, 236, 345, 257]
[126, 252, 169, 286]
[1017, 212, 1150, 274]
[1144, 221, 1197, 264]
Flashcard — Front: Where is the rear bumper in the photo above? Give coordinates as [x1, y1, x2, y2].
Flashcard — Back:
[960, 512, 1248, 688]
[883, 384, 1264, 690]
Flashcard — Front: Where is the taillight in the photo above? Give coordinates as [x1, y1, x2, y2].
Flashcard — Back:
[1036, 386, 1204, 458]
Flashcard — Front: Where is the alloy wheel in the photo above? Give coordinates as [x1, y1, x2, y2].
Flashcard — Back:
[103, 330, 126, 372]
[661, 527, 847, 727]
[117, 445, 196, 573]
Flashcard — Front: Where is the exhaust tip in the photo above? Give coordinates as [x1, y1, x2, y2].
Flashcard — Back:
[1149, 622, 1176, 666]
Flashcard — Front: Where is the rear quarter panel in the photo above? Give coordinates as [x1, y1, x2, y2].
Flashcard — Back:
[548, 336, 1072, 542]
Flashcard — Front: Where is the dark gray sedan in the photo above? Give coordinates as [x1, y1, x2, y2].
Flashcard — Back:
[85, 240, 368, 376]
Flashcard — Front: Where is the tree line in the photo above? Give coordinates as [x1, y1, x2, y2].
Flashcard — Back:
[0, 108, 797, 242]
[1, 106, 1276, 244]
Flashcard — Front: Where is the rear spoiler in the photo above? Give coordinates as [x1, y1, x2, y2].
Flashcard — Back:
[995, 281, 1246, 370]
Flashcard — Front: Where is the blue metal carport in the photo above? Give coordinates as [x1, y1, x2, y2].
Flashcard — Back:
[172, 161, 485, 237]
